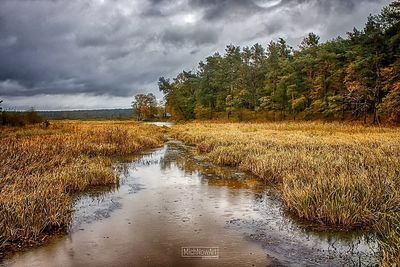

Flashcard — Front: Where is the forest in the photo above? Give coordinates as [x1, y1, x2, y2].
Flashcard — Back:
[159, 1, 400, 124]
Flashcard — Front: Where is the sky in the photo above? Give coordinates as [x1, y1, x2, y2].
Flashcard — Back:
[0, 0, 392, 110]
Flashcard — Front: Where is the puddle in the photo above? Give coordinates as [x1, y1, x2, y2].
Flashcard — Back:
[2, 138, 380, 266]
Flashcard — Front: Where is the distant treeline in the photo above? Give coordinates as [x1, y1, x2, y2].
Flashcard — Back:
[1, 110, 45, 126]
[38, 109, 134, 120]
[0, 108, 134, 127]
[159, 1, 400, 124]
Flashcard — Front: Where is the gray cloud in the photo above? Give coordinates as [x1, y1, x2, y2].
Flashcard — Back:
[161, 25, 220, 46]
[188, 0, 262, 21]
[0, 0, 392, 110]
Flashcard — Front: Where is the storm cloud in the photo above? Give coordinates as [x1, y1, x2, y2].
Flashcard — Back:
[0, 0, 392, 110]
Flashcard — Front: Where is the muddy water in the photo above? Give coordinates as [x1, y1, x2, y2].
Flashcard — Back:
[3, 137, 379, 266]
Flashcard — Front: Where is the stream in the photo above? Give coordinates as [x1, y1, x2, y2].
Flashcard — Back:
[2, 123, 379, 266]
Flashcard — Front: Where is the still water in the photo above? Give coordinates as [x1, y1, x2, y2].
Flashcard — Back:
[3, 135, 379, 266]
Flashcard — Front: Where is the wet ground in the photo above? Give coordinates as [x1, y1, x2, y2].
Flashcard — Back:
[2, 128, 380, 266]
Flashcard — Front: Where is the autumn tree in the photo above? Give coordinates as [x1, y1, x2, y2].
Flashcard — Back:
[132, 93, 157, 121]
[158, 1, 400, 124]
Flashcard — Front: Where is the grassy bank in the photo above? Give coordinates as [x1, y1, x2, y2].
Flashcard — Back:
[0, 121, 164, 254]
[172, 122, 400, 264]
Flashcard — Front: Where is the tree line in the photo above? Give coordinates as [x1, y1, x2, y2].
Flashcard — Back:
[0, 99, 48, 127]
[131, 93, 169, 121]
[158, 1, 400, 124]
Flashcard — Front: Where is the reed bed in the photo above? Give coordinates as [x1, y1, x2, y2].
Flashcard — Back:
[172, 122, 400, 264]
[0, 121, 164, 254]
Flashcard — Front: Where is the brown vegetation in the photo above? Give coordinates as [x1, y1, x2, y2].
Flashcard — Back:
[0, 121, 164, 254]
[172, 122, 400, 264]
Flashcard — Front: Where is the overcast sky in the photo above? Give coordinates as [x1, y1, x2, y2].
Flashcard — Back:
[0, 0, 392, 110]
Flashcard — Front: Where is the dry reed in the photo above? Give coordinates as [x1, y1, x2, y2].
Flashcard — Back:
[0, 121, 164, 254]
[172, 121, 400, 265]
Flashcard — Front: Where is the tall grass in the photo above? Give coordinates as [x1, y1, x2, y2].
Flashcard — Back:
[0, 121, 164, 253]
[172, 122, 400, 264]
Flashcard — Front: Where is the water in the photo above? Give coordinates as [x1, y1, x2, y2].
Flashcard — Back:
[143, 121, 174, 128]
[2, 136, 380, 266]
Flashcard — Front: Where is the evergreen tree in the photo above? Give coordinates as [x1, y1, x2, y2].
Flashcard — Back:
[159, 1, 399, 124]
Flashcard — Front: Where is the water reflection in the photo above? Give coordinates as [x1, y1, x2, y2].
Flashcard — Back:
[4, 139, 379, 267]
[143, 121, 174, 128]
[157, 140, 380, 266]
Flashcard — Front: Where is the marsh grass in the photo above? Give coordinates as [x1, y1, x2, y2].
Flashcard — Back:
[0, 121, 164, 254]
[172, 122, 400, 264]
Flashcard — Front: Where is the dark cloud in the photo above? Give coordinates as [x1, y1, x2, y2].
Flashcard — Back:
[189, 0, 262, 20]
[161, 26, 220, 46]
[0, 0, 392, 110]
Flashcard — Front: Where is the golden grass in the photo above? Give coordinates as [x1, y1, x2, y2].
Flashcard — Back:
[171, 121, 400, 264]
[0, 121, 164, 253]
